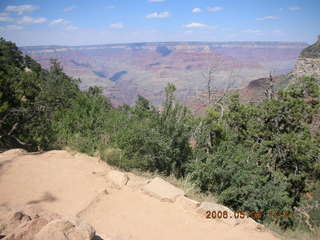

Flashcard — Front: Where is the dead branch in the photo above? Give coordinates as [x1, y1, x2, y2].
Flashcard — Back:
[264, 72, 275, 100]
[294, 207, 315, 232]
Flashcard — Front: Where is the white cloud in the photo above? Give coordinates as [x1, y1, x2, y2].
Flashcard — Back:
[17, 16, 47, 24]
[1, 24, 23, 30]
[256, 16, 279, 21]
[64, 6, 77, 12]
[184, 22, 208, 28]
[192, 8, 202, 13]
[0, 16, 13, 22]
[146, 11, 170, 18]
[289, 6, 301, 11]
[149, 0, 165, 2]
[242, 29, 261, 34]
[110, 23, 124, 29]
[5, 5, 39, 15]
[34, 18, 47, 24]
[65, 25, 78, 31]
[50, 18, 70, 25]
[272, 29, 284, 35]
[49, 18, 77, 31]
[208, 7, 223, 12]
[0, 12, 10, 17]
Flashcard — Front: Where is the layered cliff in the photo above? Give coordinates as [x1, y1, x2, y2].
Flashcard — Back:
[293, 36, 320, 78]
[21, 41, 307, 106]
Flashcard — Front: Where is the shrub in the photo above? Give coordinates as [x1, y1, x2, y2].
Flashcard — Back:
[100, 147, 123, 165]
[2, 37, 320, 233]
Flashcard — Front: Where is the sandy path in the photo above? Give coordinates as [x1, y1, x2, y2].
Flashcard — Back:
[0, 149, 280, 240]
[0, 150, 108, 216]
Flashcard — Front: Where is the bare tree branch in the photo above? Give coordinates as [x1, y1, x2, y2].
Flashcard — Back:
[294, 206, 315, 232]
[264, 72, 275, 100]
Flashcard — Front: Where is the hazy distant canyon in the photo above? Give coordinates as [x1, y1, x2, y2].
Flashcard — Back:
[21, 41, 308, 106]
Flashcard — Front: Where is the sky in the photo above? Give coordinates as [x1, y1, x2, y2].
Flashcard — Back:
[0, 0, 319, 46]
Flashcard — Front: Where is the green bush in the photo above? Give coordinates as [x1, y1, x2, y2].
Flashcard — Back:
[188, 77, 320, 229]
[2, 37, 319, 233]
[100, 147, 123, 165]
[188, 140, 294, 226]
[0, 38, 80, 150]
[52, 87, 111, 154]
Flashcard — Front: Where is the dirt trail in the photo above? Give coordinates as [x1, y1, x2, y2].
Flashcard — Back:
[0, 149, 280, 240]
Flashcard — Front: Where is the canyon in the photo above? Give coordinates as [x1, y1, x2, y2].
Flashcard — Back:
[21, 41, 307, 107]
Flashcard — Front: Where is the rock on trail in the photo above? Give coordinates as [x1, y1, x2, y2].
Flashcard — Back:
[0, 149, 280, 240]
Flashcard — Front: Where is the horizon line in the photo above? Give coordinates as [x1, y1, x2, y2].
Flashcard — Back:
[19, 40, 310, 48]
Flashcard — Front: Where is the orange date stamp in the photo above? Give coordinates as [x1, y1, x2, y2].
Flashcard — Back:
[205, 210, 292, 220]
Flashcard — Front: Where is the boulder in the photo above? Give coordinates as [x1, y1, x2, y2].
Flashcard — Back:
[0, 206, 96, 240]
[243, 218, 266, 231]
[107, 170, 129, 189]
[141, 177, 184, 202]
[176, 196, 200, 210]
[4, 217, 52, 240]
[197, 202, 240, 226]
[0, 206, 60, 240]
[34, 218, 95, 240]
[197, 202, 265, 230]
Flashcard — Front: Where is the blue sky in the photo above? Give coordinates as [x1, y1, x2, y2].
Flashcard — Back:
[0, 0, 319, 46]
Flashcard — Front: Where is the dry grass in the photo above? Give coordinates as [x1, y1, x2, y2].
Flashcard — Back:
[161, 174, 218, 203]
[128, 169, 217, 203]
[267, 224, 320, 240]
[58, 149, 320, 239]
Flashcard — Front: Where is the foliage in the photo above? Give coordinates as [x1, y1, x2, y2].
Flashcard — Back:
[189, 76, 320, 229]
[1, 37, 320, 232]
[0, 38, 83, 150]
[53, 86, 111, 154]
[301, 36, 320, 58]
[108, 86, 192, 177]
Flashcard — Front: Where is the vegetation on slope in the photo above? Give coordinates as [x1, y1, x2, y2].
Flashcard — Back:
[301, 36, 320, 58]
[1, 37, 320, 235]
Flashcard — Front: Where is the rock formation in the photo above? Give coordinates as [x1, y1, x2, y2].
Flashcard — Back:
[0, 205, 96, 240]
[0, 149, 280, 240]
[293, 36, 320, 78]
